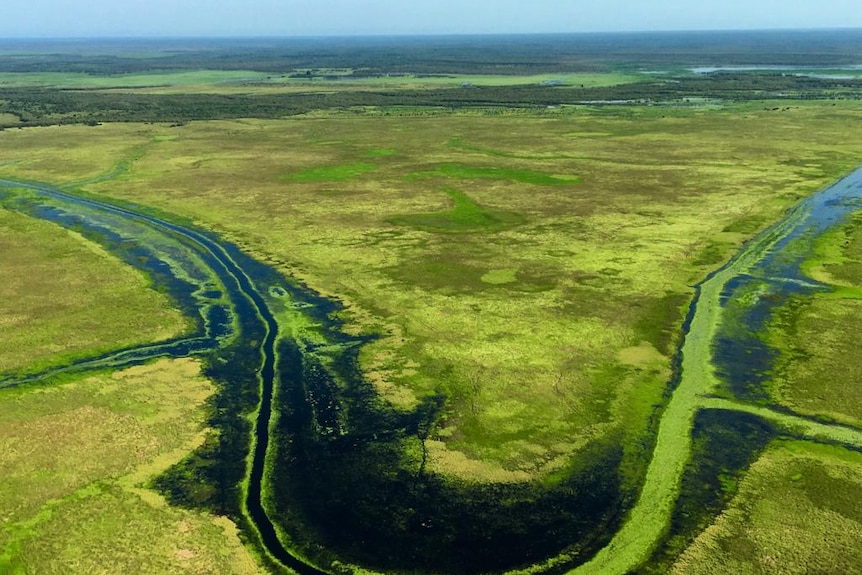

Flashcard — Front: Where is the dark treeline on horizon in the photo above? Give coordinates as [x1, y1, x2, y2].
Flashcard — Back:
[1, 29, 861, 75]
[3, 73, 861, 127]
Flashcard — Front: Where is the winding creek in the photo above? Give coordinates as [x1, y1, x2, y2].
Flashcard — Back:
[570, 165, 862, 575]
[2, 167, 862, 575]
[0, 178, 321, 573]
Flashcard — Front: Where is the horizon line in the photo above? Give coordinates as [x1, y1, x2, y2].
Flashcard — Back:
[1, 26, 862, 42]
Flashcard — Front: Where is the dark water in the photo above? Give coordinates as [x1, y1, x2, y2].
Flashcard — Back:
[270, 335, 626, 574]
[713, 167, 862, 402]
[0, 178, 635, 574]
[0, 179, 310, 570]
[633, 410, 776, 575]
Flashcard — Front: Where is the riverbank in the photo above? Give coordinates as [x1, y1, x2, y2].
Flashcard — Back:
[570, 166, 862, 575]
[3, 105, 862, 574]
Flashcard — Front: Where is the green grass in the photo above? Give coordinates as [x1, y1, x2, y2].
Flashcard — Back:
[408, 162, 580, 185]
[0, 70, 272, 89]
[669, 440, 862, 575]
[1, 56, 861, 575]
[3, 105, 861, 482]
[765, 212, 862, 427]
[0, 359, 261, 575]
[365, 147, 397, 158]
[0, 124, 160, 184]
[810, 211, 862, 286]
[1, 94, 862, 575]
[388, 188, 526, 233]
[0, 206, 189, 376]
[481, 268, 519, 284]
[448, 137, 587, 160]
[0, 70, 645, 94]
[767, 297, 862, 427]
[284, 161, 378, 182]
[567, 164, 862, 575]
[293, 72, 646, 90]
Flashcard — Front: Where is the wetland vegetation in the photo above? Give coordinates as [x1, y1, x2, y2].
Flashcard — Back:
[1, 30, 862, 575]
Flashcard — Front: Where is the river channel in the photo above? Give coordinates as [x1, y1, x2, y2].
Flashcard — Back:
[571, 165, 862, 575]
[0, 178, 324, 573]
[2, 166, 862, 575]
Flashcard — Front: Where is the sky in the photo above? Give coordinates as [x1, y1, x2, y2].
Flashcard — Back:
[1, 0, 861, 38]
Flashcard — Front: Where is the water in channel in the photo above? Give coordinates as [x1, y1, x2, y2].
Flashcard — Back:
[0, 179, 624, 575]
[0, 178, 323, 572]
[2, 165, 862, 575]
[712, 167, 862, 402]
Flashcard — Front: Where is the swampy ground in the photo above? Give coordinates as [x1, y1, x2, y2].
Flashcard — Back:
[0, 207, 189, 374]
[2, 32, 862, 574]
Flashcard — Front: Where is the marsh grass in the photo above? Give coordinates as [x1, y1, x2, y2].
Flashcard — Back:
[285, 161, 378, 183]
[0, 70, 272, 89]
[3, 71, 644, 95]
[0, 359, 260, 575]
[669, 440, 862, 575]
[408, 162, 580, 185]
[0, 207, 188, 375]
[766, 213, 862, 427]
[3, 103, 862, 482]
[767, 296, 862, 426]
[388, 188, 526, 233]
[365, 147, 397, 158]
[0, 124, 156, 184]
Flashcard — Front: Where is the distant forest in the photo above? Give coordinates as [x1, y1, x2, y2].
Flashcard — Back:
[3, 74, 862, 126]
[1, 29, 862, 75]
[1, 30, 862, 126]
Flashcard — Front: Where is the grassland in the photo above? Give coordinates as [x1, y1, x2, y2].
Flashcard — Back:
[766, 211, 862, 427]
[3, 103, 862, 485]
[388, 187, 527, 233]
[2, 64, 862, 573]
[0, 70, 273, 89]
[241, 72, 646, 95]
[0, 69, 644, 95]
[0, 358, 261, 575]
[669, 440, 862, 574]
[0, 206, 188, 376]
[0, 186, 258, 572]
[285, 161, 378, 183]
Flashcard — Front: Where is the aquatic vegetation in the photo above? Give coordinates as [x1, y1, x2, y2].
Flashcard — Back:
[285, 162, 378, 183]
[388, 188, 525, 233]
[3, 101, 862, 574]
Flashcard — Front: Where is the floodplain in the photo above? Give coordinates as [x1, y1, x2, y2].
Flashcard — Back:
[0, 207, 188, 375]
[1, 31, 861, 575]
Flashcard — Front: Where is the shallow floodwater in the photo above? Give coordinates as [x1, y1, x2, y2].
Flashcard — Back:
[0, 179, 627, 575]
[691, 65, 862, 74]
[713, 167, 862, 401]
[5, 166, 861, 575]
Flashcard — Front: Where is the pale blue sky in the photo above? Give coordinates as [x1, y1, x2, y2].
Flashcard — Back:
[2, 0, 861, 37]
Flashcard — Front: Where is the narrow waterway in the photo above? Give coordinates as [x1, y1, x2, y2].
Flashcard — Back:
[0, 177, 625, 575]
[0, 178, 325, 573]
[569, 165, 862, 575]
[4, 166, 862, 575]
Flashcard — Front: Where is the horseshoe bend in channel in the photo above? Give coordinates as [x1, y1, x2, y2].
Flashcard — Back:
[2, 165, 862, 574]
